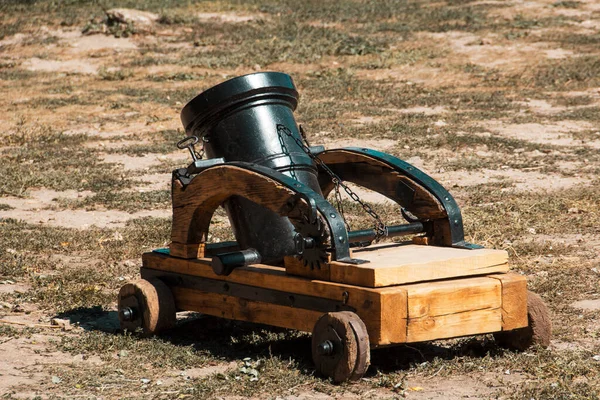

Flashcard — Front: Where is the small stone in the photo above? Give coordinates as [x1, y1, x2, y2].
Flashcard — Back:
[141, 378, 151, 384]
[51, 318, 72, 331]
[12, 304, 24, 313]
[106, 9, 159, 26]
[513, 148, 525, 153]
[52, 376, 62, 384]
[528, 228, 537, 234]
[568, 207, 582, 214]
[592, 355, 600, 361]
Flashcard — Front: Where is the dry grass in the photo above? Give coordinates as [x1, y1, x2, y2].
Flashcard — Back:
[1, 0, 599, 398]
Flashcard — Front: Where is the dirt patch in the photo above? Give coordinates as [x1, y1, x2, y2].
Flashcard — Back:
[68, 34, 138, 53]
[435, 168, 592, 191]
[196, 12, 265, 23]
[1, 208, 169, 228]
[22, 57, 99, 74]
[571, 299, 600, 311]
[0, 189, 93, 209]
[482, 120, 599, 148]
[0, 334, 102, 395]
[1, 188, 169, 228]
[100, 152, 181, 172]
[516, 99, 567, 115]
[133, 173, 171, 191]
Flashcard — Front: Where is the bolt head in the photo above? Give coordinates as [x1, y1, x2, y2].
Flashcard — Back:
[317, 340, 334, 356]
[119, 307, 136, 322]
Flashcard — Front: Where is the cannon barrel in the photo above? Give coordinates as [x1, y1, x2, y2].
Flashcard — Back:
[181, 72, 323, 264]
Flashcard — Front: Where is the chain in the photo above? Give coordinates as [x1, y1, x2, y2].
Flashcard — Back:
[277, 124, 388, 241]
[334, 181, 351, 233]
[277, 129, 297, 180]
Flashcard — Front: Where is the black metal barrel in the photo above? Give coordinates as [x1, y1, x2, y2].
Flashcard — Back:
[181, 72, 323, 264]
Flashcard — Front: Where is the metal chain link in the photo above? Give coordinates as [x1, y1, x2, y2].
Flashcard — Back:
[277, 124, 388, 241]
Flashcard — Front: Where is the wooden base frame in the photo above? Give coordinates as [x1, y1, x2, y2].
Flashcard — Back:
[142, 251, 528, 347]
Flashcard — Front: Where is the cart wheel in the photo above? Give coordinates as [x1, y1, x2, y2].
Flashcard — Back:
[118, 278, 176, 336]
[494, 291, 551, 351]
[311, 311, 370, 383]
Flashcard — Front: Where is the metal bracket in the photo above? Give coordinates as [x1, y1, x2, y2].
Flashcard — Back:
[173, 157, 226, 186]
[220, 162, 352, 261]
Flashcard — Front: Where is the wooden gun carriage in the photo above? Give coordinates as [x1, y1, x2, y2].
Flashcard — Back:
[117, 72, 551, 383]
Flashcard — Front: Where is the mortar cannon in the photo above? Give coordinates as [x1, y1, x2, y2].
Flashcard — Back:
[118, 72, 551, 383]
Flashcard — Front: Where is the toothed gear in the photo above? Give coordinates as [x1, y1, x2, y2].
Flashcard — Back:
[293, 216, 329, 270]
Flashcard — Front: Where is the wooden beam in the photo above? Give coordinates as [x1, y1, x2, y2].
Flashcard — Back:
[404, 277, 503, 342]
[328, 243, 509, 287]
[407, 308, 502, 343]
[316, 150, 446, 219]
[173, 287, 321, 333]
[489, 273, 528, 331]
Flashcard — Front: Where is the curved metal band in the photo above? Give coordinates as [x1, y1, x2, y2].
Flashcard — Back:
[225, 162, 351, 260]
[314, 147, 480, 249]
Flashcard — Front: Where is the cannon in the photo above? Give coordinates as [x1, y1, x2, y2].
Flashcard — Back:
[117, 72, 551, 383]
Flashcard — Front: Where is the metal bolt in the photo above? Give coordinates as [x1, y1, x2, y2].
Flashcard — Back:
[119, 307, 136, 322]
[317, 340, 335, 356]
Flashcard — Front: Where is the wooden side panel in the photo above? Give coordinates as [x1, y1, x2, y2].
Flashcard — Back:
[329, 244, 509, 287]
[173, 287, 320, 333]
[489, 273, 528, 331]
[406, 277, 501, 318]
[407, 309, 502, 342]
[404, 276, 502, 342]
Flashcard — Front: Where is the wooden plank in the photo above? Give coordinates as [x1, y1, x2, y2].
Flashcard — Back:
[173, 287, 321, 333]
[489, 273, 528, 331]
[403, 276, 502, 342]
[143, 252, 407, 346]
[329, 243, 509, 287]
[405, 277, 501, 319]
[407, 308, 502, 342]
